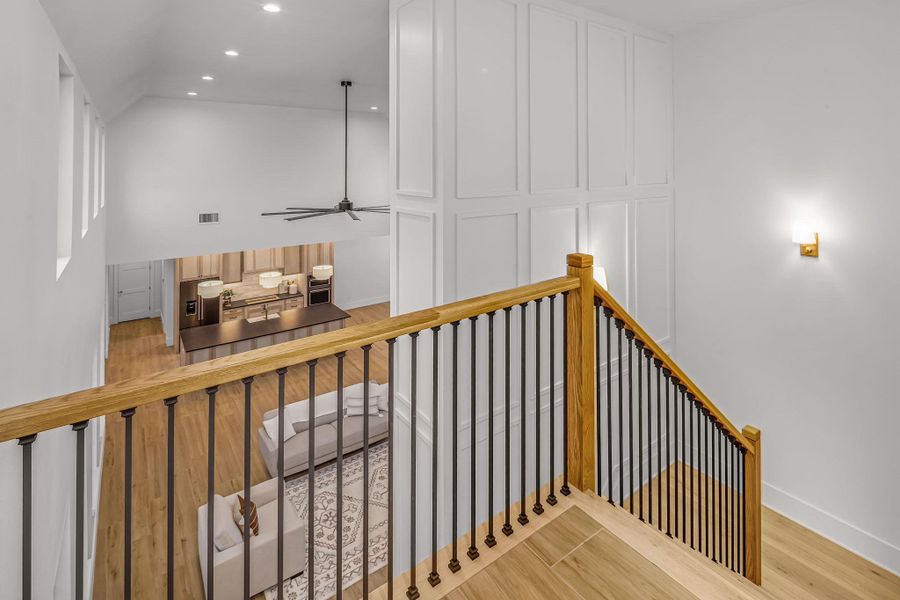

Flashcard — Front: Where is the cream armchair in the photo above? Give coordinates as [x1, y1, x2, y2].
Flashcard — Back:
[197, 478, 305, 600]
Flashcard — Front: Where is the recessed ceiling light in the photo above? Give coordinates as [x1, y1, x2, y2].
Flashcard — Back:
[187, 91, 198, 96]
[224, 49, 239, 57]
[262, 3, 282, 13]
[202, 75, 214, 81]
[370, 106, 379, 111]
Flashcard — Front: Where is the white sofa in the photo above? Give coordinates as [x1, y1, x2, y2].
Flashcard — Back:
[257, 382, 389, 478]
[197, 478, 305, 600]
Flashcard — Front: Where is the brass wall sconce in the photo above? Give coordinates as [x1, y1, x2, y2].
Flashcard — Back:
[792, 223, 819, 257]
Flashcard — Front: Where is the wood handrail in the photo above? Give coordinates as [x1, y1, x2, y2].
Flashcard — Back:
[0, 276, 580, 444]
[592, 280, 754, 453]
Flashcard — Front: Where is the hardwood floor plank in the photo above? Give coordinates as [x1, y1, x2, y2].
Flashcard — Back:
[524, 506, 602, 567]
[553, 528, 699, 600]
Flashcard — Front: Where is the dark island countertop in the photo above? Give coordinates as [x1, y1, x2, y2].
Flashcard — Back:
[224, 290, 304, 309]
[181, 303, 351, 353]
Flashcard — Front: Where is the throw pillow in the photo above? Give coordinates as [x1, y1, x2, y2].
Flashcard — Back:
[263, 414, 296, 443]
[212, 494, 243, 551]
[233, 495, 259, 536]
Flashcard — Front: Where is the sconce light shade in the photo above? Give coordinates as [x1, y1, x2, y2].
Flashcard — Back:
[792, 223, 819, 257]
[595, 265, 609, 291]
[259, 271, 283, 289]
[312, 264, 334, 281]
[198, 280, 225, 299]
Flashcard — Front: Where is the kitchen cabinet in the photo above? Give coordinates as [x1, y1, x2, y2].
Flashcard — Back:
[246, 301, 284, 320]
[221, 252, 242, 284]
[181, 254, 221, 280]
[243, 248, 285, 273]
[284, 297, 304, 310]
[283, 246, 301, 274]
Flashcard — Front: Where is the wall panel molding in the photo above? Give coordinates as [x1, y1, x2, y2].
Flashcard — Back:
[455, 209, 520, 299]
[394, 208, 436, 313]
[396, 0, 436, 197]
[633, 196, 672, 345]
[456, 0, 519, 198]
[529, 5, 580, 193]
[529, 204, 580, 281]
[633, 34, 672, 187]
[586, 199, 630, 310]
[587, 23, 629, 190]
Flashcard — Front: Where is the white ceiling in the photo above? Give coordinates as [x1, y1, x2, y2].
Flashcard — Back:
[567, 0, 808, 34]
[39, 0, 389, 120]
[39, 0, 805, 121]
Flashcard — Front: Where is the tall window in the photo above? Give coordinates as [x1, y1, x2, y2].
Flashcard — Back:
[93, 118, 101, 218]
[81, 102, 92, 237]
[57, 57, 75, 278]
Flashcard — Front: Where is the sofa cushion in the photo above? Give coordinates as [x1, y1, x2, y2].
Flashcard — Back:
[213, 494, 243, 551]
[340, 414, 389, 448]
[263, 414, 296, 443]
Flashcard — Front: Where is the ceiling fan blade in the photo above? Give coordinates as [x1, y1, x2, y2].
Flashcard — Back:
[262, 209, 329, 217]
[284, 210, 338, 222]
[346, 210, 361, 221]
[355, 207, 390, 213]
[284, 207, 334, 211]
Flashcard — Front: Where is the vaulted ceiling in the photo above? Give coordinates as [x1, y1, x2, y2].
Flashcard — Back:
[39, 0, 805, 122]
[39, 0, 390, 120]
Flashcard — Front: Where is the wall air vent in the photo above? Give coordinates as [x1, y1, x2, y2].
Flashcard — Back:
[198, 213, 220, 225]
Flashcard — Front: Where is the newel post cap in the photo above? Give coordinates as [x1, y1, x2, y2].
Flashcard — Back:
[567, 253, 593, 268]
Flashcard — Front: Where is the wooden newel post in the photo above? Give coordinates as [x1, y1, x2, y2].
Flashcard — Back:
[565, 253, 596, 492]
[743, 425, 762, 584]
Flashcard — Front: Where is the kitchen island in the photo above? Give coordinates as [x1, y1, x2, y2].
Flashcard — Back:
[179, 303, 350, 365]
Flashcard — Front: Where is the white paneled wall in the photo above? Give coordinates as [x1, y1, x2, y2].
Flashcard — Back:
[389, 0, 672, 574]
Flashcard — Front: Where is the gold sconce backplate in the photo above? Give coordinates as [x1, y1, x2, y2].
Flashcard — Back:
[800, 233, 819, 257]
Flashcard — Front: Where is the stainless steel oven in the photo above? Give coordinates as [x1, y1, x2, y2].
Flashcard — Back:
[307, 276, 332, 305]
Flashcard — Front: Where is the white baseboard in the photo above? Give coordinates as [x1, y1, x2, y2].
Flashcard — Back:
[338, 295, 390, 311]
[764, 481, 900, 576]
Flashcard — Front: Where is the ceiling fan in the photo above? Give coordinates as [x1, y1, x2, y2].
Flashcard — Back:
[262, 80, 389, 222]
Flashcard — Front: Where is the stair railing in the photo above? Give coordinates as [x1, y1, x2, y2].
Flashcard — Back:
[565, 253, 762, 584]
[0, 252, 761, 600]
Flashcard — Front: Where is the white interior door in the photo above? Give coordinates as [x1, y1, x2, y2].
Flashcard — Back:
[116, 262, 152, 322]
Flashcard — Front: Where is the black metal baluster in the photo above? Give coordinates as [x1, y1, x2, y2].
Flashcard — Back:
[518, 304, 529, 527]
[308, 360, 319, 600]
[741, 446, 746, 576]
[124, 407, 137, 600]
[719, 427, 724, 567]
[616, 319, 624, 507]
[680, 384, 687, 544]
[732, 438, 737, 572]
[713, 421, 719, 563]
[276, 368, 287, 600]
[655, 359, 662, 530]
[428, 328, 441, 586]
[548, 297, 557, 507]
[703, 409, 709, 558]
[635, 339, 644, 521]
[645, 348, 653, 526]
[689, 394, 695, 550]
[729, 435, 734, 571]
[502, 308, 514, 535]
[449, 323, 461, 572]
[672, 377, 679, 540]
[605, 309, 614, 503]
[468, 317, 480, 559]
[706, 411, 712, 560]
[362, 346, 372, 597]
[241, 378, 253, 600]
[533, 300, 543, 516]
[595, 301, 602, 496]
[663, 369, 671, 537]
[561, 293, 571, 497]
[163, 397, 177, 600]
[73, 421, 88, 600]
[626, 331, 635, 514]
[19, 434, 36, 600]
[387, 339, 397, 599]
[336, 354, 346, 600]
[408, 334, 420, 599]
[486, 313, 499, 543]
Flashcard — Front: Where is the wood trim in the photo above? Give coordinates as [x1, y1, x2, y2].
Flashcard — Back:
[592, 280, 754, 453]
[743, 425, 762, 584]
[566, 253, 596, 492]
[0, 276, 580, 443]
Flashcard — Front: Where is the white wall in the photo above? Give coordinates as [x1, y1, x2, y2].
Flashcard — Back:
[674, 0, 900, 573]
[106, 97, 390, 265]
[389, 0, 673, 572]
[0, 0, 108, 596]
[333, 236, 390, 309]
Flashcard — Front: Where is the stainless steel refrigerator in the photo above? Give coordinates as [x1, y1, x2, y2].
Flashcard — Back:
[179, 279, 221, 329]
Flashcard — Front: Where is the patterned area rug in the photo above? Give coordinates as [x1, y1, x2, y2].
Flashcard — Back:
[265, 442, 389, 600]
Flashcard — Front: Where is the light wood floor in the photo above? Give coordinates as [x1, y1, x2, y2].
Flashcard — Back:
[94, 304, 390, 599]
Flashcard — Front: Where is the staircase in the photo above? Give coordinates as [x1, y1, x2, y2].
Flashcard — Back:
[0, 253, 762, 600]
